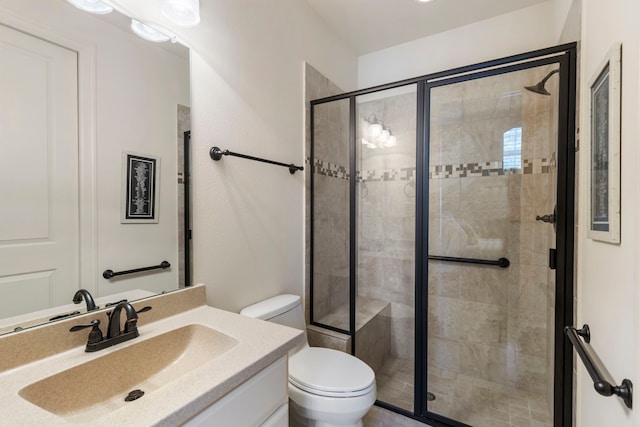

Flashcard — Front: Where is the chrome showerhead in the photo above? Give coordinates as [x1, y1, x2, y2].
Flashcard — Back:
[524, 69, 560, 96]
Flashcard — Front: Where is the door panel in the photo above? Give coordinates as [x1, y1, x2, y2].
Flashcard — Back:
[0, 24, 79, 316]
[426, 64, 559, 426]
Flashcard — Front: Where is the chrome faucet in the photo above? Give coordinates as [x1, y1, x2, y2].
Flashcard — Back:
[70, 303, 151, 352]
[73, 289, 98, 312]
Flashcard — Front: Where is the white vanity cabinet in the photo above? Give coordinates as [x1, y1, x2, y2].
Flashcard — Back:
[183, 356, 288, 426]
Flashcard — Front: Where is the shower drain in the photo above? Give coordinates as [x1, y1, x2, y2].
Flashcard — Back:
[426, 392, 436, 402]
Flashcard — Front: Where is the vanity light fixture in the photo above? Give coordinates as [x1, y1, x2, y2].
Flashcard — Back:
[161, 0, 201, 27]
[65, 0, 113, 14]
[363, 114, 397, 149]
[366, 114, 383, 138]
[131, 19, 172, 43]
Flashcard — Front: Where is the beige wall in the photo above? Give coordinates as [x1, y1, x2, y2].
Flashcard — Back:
[577, 0, 639, 426]
[110, 0, 359, 313]
[357, 1, 558, 89]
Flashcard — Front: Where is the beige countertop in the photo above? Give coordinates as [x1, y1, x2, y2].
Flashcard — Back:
[0, 290, 302, 426]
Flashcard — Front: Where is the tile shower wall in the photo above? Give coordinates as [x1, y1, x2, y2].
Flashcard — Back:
[305, 64, 350, 328]
[357, 89, 417, 362]
[427, 66, 557, 421]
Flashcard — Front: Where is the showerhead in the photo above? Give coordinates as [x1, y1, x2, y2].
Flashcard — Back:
[524, 69, 560, 96]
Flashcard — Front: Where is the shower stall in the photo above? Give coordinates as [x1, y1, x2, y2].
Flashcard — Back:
[308, 44, 576, 427]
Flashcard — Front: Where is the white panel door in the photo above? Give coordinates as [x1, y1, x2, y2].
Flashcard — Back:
[0, 24, 79, 317]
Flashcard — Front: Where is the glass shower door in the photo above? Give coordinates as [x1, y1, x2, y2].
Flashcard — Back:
[355, 84, 418, 413]
[425, 64, 560, 427]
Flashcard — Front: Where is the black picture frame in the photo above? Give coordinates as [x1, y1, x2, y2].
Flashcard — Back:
[121, 152, 159, 223]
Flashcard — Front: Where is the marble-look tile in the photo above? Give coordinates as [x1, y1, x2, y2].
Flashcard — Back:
[364, 405, 427, 427]
[428, 177, 461, 218]
[306, 325, 349, 352]
[458, 267, 511, 306]
[356, 304, 391, 373]
[459, 175, 510, 219]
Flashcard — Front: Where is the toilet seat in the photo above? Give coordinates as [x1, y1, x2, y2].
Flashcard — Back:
[288, 347, 375, 398]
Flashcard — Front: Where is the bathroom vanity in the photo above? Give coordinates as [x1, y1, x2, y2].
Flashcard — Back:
[0, 285, 302, 426]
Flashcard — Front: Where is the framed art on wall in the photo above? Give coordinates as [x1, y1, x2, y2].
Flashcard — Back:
[587, 43, 621, 243]
[121, 152, 159, 223]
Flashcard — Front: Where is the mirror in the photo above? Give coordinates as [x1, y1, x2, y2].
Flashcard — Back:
[0, 0, 191, 334]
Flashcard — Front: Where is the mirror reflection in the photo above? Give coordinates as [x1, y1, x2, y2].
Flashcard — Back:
[0, 0, 191, 334]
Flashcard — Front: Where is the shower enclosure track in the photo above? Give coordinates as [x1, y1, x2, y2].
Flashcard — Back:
[427, 255, 510, 268]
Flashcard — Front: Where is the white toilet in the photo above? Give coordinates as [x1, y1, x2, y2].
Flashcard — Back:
[240, 294, 376, 427]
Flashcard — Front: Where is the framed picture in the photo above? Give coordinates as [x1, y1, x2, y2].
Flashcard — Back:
[587, 43, 621, 243]
[121, 152, 160, 223]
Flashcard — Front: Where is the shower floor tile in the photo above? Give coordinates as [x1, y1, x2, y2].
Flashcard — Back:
[376, 356, 553, 427]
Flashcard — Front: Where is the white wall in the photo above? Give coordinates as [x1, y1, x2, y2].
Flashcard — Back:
[110, 0, 358, 312]
[357, 1, 557, 88]
[0, 0, 189, 303]
[576, 0, 639, 425]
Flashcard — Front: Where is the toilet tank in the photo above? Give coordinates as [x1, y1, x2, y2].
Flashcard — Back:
[240, 294, 309, 354]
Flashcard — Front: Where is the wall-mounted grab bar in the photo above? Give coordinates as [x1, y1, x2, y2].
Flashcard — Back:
[565, 324, 633, 409]
[209, 146, 304, 175]
[103, 261, 171, 279]
[427, 255, 510, 268]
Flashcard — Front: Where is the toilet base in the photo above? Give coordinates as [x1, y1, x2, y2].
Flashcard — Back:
[289, 401, 364, 427]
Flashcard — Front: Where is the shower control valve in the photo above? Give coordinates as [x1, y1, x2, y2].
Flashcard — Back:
[536, 213, 556, 224]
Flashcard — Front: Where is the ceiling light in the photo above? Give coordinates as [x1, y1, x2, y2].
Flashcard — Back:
[161, 0, 201, 27]
[65, 0, 113, 14]
[415, 0, 436, 3]
[131, 19, 171, 42]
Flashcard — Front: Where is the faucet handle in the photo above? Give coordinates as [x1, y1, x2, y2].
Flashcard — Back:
[122, 306, 152, 334]
[70, 319, 103, 345]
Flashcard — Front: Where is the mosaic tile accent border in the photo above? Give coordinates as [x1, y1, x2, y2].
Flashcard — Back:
[310, 157, 552, 182]
[430, 158, 552, 179]
[364, 168, 416, 182]
[311, 158, 350, 180]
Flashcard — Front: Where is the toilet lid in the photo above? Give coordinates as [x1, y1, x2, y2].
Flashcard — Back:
[288, 347, 375, 397]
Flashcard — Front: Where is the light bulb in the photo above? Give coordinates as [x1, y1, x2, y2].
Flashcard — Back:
[369, 123, 382, 138]
[379, 129, 390, 143]
[65, 0, 113, 14]
[385, 135, 398, 147]
[131, 19, 171, 42]
[161, 0, 201, 27]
